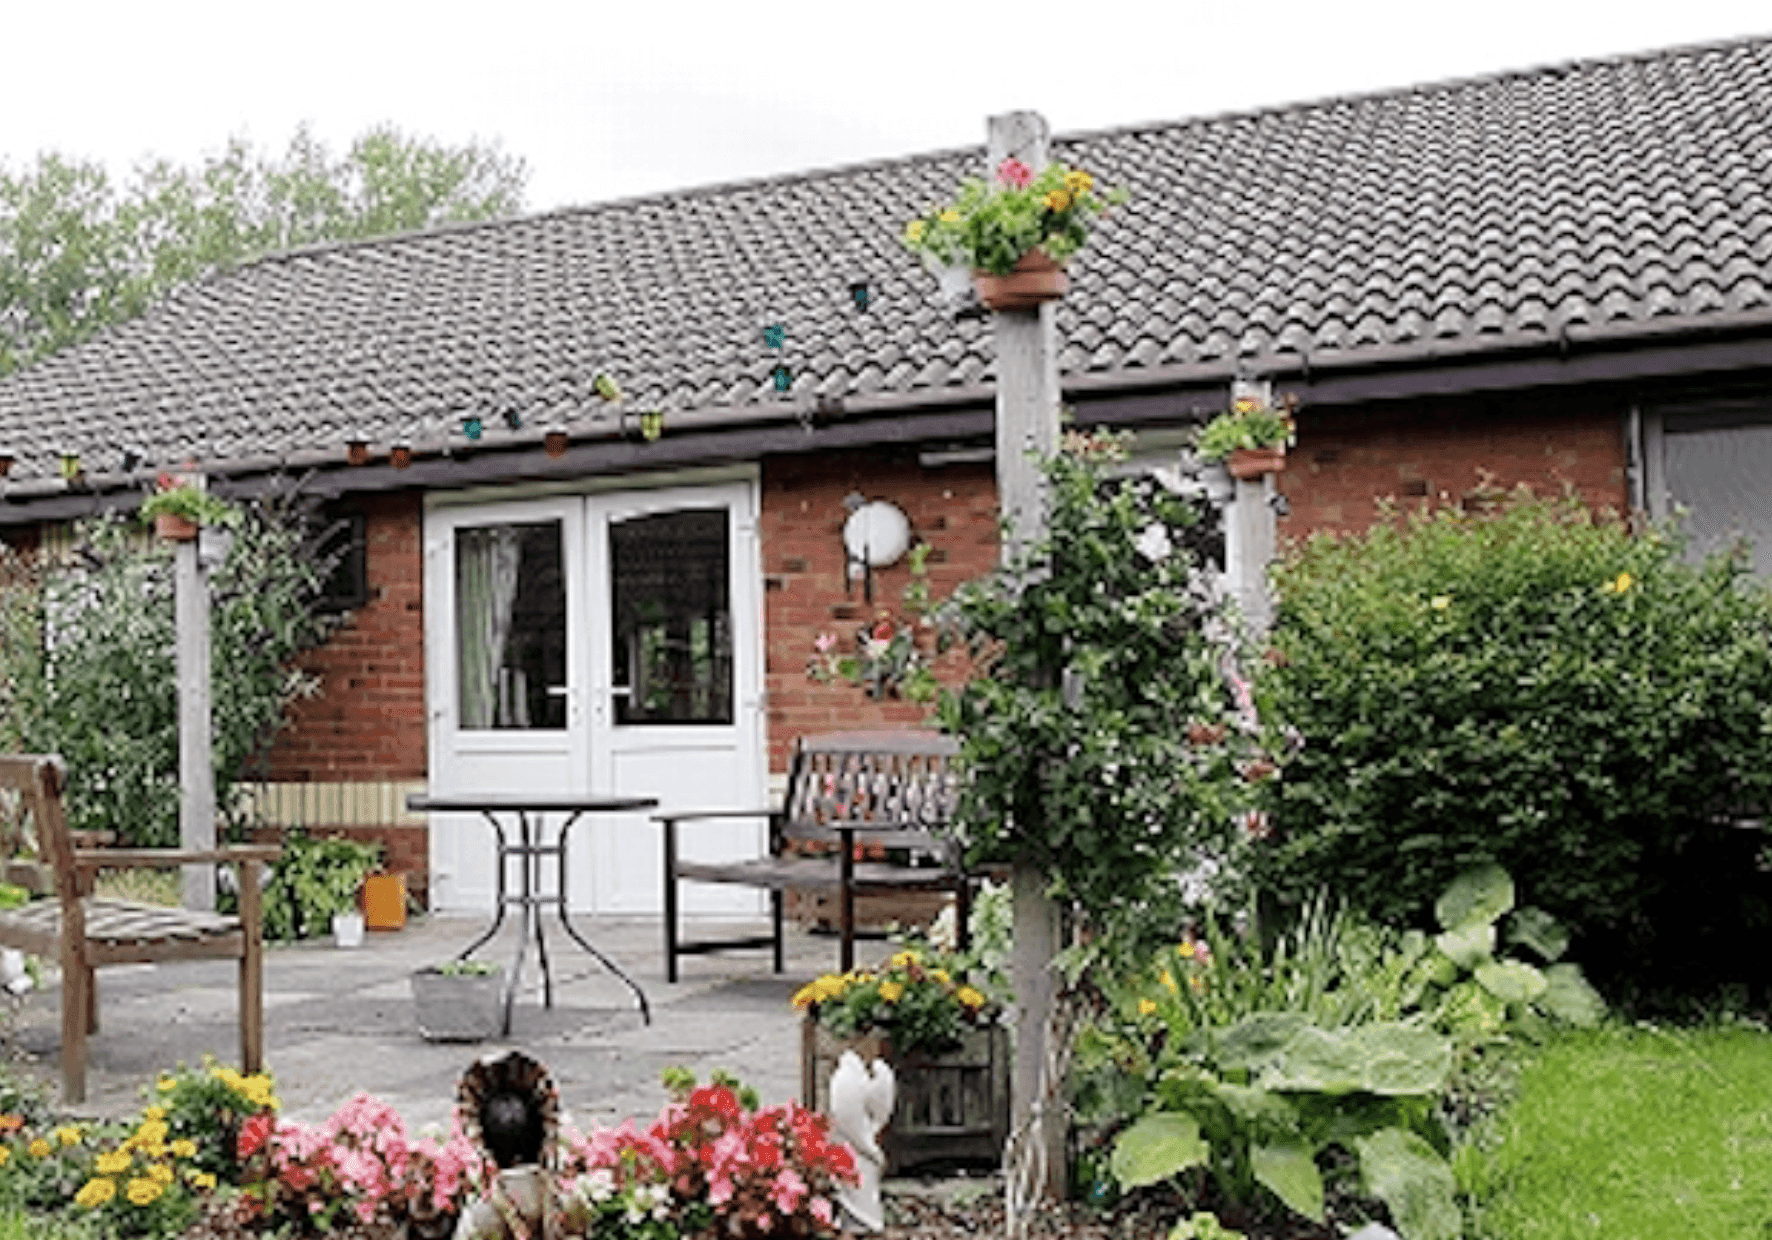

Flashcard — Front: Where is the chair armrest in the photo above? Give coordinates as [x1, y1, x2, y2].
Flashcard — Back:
[71, 845, 283, 871]
[652, 808, 776, 825]
[67, 830, 117, 849]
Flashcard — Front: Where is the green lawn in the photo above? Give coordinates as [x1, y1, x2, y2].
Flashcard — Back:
[1460, 1024, 1772, 1239]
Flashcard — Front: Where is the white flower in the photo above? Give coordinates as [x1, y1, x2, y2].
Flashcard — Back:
[1135, 523, 1173, 562]
[584, 1169, 616, 1203]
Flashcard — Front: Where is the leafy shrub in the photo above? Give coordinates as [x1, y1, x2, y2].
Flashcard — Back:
[149, 1059, 278, 1185]
[0, 481, 345, 847]
[246, 829, 382, 942]
[1257, 487, 1772, 1006]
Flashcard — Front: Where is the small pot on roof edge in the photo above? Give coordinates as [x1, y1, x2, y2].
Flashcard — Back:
[0, 454, 12, 478]
[972, 247, 1069, 312]
[544, 429, 570, 458]
[1226, 445, 1286, 480]
[390, 442, 413, 470]
[346, 439, 371, 467]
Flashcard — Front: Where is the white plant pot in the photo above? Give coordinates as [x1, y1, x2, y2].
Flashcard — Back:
[332, 911, 365, 949]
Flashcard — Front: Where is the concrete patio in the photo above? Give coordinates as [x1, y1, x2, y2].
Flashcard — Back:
[0, 911, 893, 1134]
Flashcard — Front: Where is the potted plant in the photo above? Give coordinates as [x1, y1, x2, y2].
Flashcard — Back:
[139, 473, 237, 542]
[901, 158, 1128, 311]
[412, 959, 503, 1042]
[795, 948, 1008, 1173]
[1195, 389, 1298, 480]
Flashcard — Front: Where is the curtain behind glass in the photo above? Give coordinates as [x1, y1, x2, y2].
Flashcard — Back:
[457, 527, 523, 728]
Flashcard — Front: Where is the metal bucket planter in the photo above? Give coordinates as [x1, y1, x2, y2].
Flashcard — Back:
[802, 1016, 1010, 1174]
[412, 963, 503, 1042]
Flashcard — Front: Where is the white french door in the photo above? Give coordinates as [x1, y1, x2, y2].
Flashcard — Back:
[424, 480, 765, 915]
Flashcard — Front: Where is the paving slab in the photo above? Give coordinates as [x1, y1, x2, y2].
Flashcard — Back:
[0, 911, 891, 1134]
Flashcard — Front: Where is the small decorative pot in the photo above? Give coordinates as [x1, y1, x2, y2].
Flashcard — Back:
[544, 430, 569, 458]
[1226, 446, 1287, 480]
[346, 440, 371, 467]
[412, 965, 504, 1042]
[972, 248, 1069, 312]
[802, 1016, 1009, 1174]
[155, 512, 200, 542]
[390, 443, 413, 470]
[331, 911, 365, 949]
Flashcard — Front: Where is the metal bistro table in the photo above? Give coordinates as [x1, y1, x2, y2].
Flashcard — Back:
[406, 791, 659, 1034]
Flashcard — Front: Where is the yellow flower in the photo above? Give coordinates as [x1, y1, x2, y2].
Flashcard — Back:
[903, 219, 926, 244]
[939, 210, 960, 224]
[1190, 975, 1207, 993]
[55, 1125, 81, 1146]
[75, 1178, 116, 1209]
[931, 969, 951, 985]
[957, 986, 986, 1009]
[156, 1076, 175, 1093]
[1614, 571, 1633, 593]
[792, 983, 819, 1009]
[144, 1106, 168, 1123]
[134, 1120, 169, 1146]
[29, 1138, 50, 1158]
[1176, 942, 1195, 959]
[1137, 998, 1158, 1016]
[189, 1170, 217, 1191]
[126, 1176, 164, 1206]
[0, 1146, 11, 1166]
[95, 1150, 133, 1175]
[170, 1138, 197, 1159]
[1044, 190, 1072, 212]
[879, 980, 905, 1003]
[889, 951, 918, 970]
[1430, 595, 1452, 610]
[1160, 970, 1178, 994]
[1065, 169, 1094, 194]
[149, 1161, 175, 1184]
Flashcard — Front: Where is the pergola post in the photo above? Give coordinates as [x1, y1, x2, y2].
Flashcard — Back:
[176, 528, 216, 912]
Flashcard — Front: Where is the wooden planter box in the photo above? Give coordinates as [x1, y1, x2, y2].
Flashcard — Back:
[802, 1016, 1009, 1175]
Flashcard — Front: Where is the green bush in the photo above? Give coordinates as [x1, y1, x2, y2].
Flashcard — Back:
[1256, 488, 1772, 1007]
[246, 829, 382, 942]
[0, 481, 342, 847]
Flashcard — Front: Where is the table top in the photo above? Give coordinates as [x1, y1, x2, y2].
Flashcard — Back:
[406, 792, 659, 813]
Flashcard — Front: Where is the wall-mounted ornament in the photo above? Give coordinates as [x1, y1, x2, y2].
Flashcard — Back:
[502, 409, 523, 431]
[58, 451, 83, 484]
[763, 324, 786, 350]
[461, 415, 484, 441]
[593, 372, 623, 402]
[0, 453, 12, 478]
[346, 438, 371, 466]
[638, 410, 665, 442]
[390, 441, 413, 470]
[772, 365, 793, 393]
[842, 495, 912, 602]
[544, 429, 569, 458]
[120, 448, 143, 472]
[849, 281, 871, 312]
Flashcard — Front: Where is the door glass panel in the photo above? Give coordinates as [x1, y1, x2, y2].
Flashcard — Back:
[456, 521, 566, 729]
[1664, 413, 1772, 577]
[611, 509, 732, 725]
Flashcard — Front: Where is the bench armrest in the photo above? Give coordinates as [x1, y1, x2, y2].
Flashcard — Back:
[71, 845, 283, 871]
[653, 808, 776, 825]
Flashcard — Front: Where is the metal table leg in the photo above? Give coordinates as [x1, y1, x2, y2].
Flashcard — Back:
[558, 811, 651, 1024]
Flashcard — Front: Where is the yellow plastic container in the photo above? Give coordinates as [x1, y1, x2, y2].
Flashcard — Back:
[362, 873, 407, 931]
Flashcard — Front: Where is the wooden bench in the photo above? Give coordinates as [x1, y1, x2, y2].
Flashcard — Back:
[659, 731, 973, 981]
[0, 754, 280, 1103]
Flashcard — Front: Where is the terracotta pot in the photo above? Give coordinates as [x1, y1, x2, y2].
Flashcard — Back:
[1227, 446, 1287, 480]
[346, 440, 370, 466]
[544, 430, 569, 458]
[972, 248, 1069, 312]
[155, 512, 199, 542]
[390, 444, 413, 470]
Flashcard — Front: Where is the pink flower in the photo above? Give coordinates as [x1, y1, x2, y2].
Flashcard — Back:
[810, 1196, 834, 1226]
[996, 158, 1033, 188]
[769, 1166, 808, 1214]
[813, 632, 836, 654]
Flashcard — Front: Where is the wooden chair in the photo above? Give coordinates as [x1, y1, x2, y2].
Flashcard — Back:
[659, 731, 975, 981]
[0, 754, 280, 1103]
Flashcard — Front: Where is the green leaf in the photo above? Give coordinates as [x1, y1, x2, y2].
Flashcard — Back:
[1259, 1026, 1366, 1094]
[1504, 907, 1569, 962]
[1354, 1128, 1461, 1240]
[1111, 1112, 1209, 1189]
[1474, 959, 1547, 1003]
[1212, 1083, 1299, 1131]
[1538, 963, 1607, 1027]
[1433, 921, 1495, 969]
[1356, 1025, 1455, 1095]
[1251, 1139, 1324, 1222]
[1435, 863, 1514, 930]
[1213, 1012, 1310, 1073]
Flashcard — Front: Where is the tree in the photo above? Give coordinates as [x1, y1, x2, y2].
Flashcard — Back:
[0, 123, 526, 374]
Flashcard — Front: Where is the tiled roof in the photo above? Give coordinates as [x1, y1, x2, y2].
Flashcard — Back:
[3, 34, 1771, 487]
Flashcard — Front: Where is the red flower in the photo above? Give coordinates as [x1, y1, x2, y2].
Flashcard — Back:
[238, 1111, 274, 1159]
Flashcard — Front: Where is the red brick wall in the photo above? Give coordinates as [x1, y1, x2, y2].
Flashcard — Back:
[1279, 398, 1630, 539]
[267, 491, 428, 781]
[760, 449, 1000, 773]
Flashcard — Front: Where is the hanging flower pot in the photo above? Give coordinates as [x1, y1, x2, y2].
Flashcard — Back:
[390, 442, 413, 470]
[971, 248, 1070, 312]
[544, 429, 569, 458]
[1227, 446, 1287, 480]
[346, 439, 371, 466]
[154, 512, 200, 542]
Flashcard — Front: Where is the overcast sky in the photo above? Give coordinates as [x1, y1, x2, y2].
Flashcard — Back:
[4, 2, 1769, 214]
